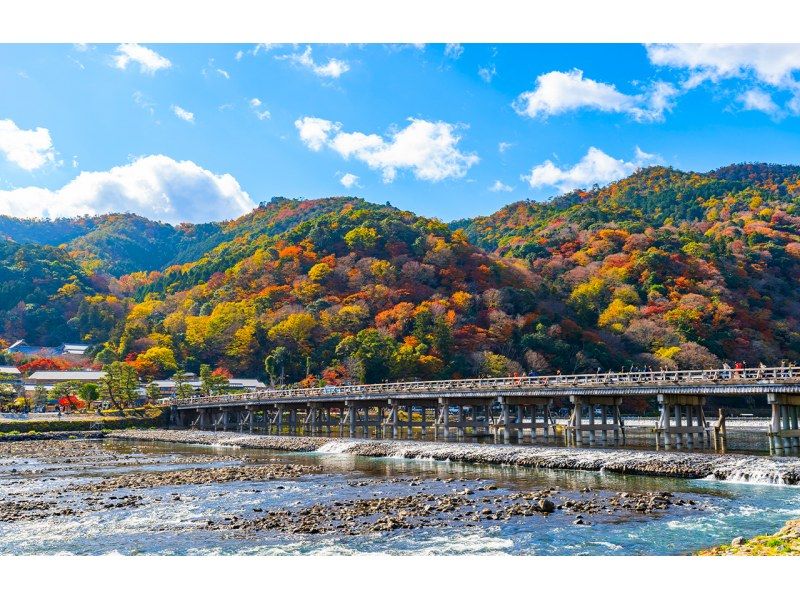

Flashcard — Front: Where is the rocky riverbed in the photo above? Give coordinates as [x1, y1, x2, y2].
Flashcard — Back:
[108, 429, 800, 485]
[205, 484, 699, 536]
[2, 433, 800, 555]
[73, 462, 322, 493]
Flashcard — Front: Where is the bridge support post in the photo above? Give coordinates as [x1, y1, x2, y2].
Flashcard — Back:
[767, 394, 800, 454]
[569, 396, 623, 446]
[349, 403, 356, 438]
[655, 395, 709, 450]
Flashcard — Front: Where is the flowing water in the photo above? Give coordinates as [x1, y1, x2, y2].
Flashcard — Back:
[1, 439, 799, 555]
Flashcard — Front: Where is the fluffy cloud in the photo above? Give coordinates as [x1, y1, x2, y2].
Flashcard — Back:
[647, 44, 800, 116]
[112, 43, 172, 75]
[739, 89, 781, 117]
[647, 43, 800, 88]
[339, 173, 359, 188]
[296, 116, 339, 151]
[513, 69, 678, 122]
[0, 155, 254, 224]
[489, 180, 513, 192]
[478, 64, 496, 83]
[249, 98, 271, 121]
[523, 147, 661, 193]
[498, 141, 513, 154]
[0, 118, 56, 171]
[444, 43, 464, 59]
[278, 46, 349, 79]
[295, 116, 479, 183]
[172, 105, 195, 123]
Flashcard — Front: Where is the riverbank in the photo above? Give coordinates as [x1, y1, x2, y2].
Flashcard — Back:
[699, 519, 800, 555]
[0, 408, 167, 435]
[108, 429, 800, 485]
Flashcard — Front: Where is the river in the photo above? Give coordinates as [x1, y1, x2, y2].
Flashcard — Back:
[1, 436, 799, 555]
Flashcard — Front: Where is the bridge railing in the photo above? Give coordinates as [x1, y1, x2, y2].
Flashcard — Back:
[170, 365, 800, 407]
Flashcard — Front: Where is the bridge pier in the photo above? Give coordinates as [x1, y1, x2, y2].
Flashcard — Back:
[495, 397, 554, 443]
[654, 395, 710, 450]
[567, 395, 624, 446]
[768, 393, 800, 454]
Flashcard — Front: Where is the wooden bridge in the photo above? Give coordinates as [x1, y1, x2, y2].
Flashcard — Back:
[169, 365, 800, 454]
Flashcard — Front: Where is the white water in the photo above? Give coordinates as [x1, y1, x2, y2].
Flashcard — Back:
[315, 440, 354, 454]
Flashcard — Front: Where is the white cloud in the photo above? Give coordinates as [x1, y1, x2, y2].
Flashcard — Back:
[295, 116, 479, 183]
[296, 116, 339, 151]
[498, 141, 513, 154]
[739, 89, 781, 117]
[478, 64, 496, 83]
[647, 43, 800, 89]
[0, 155, 254, 224]
[340, 173, 359, 188]
[0, 118, 56, 171]
[172, 105, 195, 123]
[235, 50, 244, 61]
[216, 68, 230, 79]
[444, 43, 464, 59]
[252, 44, 278, 56]
[489, 180, 513, 192]
[647, 44, 800, 116]
[513, 69, 678, 122]
[278, 46, 349, 79]
[249, 98, 271, 121]
[133, 91, 155, 115]
[112, 43, 171, 75]
[523, 146, 661, 193]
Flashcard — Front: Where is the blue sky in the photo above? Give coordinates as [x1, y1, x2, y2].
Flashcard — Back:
[1, 43, 800, 224]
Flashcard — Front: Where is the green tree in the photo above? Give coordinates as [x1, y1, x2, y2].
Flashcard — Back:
[78, 383, 100, 409]
[336, 328, 397, 383]
[95, 346, 118, 365]
[100, 362, 140, 411]
[265, 346, 289, 385]
[145, 381, 162, 404]
[200, 364, 229, 396]
[0, 373, 18, 410]
[33, 383, 48, 410]
[172, 369, 194, 400]
[344, 226, 379, 251]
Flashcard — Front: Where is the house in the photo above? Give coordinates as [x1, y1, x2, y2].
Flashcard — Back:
[0, 366, 22, 388]
[5, 340, 91, 357]
[7, 340, 52, 356]
[228, 378, 267, 391]
[148, 376, 266, 398]
[58, 343, 91, 356]
[24, 370, 106, 394]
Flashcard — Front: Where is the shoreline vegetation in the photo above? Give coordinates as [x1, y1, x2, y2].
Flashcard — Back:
[699, 520, 800, 555]
[0, 407, 167, 436]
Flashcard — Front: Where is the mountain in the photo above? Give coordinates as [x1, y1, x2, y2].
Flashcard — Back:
[1, 164, 799, 382]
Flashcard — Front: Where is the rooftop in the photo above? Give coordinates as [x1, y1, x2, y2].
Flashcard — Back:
[27, 370, 106, 381]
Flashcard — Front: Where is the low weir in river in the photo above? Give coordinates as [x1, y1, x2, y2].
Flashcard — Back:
[169, 365, 800, 455]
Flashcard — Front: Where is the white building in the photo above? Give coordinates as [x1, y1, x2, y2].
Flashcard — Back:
[24, 370, 106, 394]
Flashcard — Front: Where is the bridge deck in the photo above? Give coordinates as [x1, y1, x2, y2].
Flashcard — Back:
[172, 366, 800, 410]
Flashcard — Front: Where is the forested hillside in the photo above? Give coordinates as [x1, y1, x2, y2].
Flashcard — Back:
[1, 163, 799, 382]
